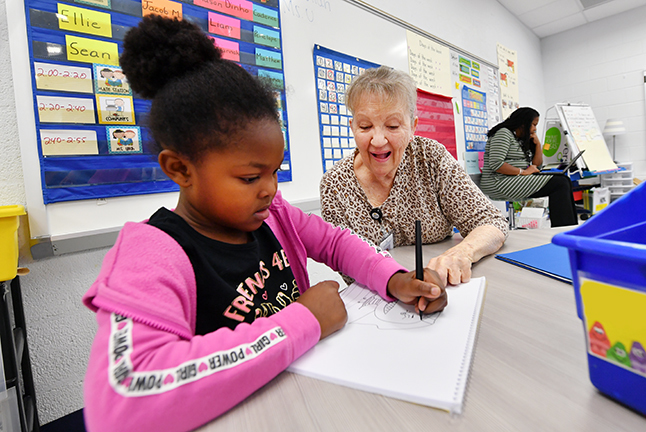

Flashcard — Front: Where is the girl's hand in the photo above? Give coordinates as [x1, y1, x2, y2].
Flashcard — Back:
[297, 281, 347, 340]
[387, 270, 448, 315]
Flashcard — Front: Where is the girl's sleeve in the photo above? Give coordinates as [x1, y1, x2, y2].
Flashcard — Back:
[486, 130, 513, 172]
[83, 225, 320, 432]
[84, 303, 318, 432]
[285, 204, 407, 301]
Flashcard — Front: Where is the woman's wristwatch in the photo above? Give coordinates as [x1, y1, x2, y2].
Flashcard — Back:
[517, 168, 522, 176]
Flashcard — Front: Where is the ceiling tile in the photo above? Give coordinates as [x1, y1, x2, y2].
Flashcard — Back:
[519, 0, 583, 28]
[499, 0, 646, 37]
[496, 0, 557, 16]
[532, 12, 588, 37]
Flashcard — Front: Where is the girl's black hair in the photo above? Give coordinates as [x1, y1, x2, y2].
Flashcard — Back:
[487, 107, 539, 162]
[119, 15, 279, 160]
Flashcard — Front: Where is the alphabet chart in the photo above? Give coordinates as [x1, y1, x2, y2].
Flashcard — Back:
[23, 0, 291, 204]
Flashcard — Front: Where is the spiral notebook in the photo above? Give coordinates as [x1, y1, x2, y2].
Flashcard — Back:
[288, 277, 486, 414]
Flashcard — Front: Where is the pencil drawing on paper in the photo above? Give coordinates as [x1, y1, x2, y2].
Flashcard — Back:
[341, 283, 441, 330]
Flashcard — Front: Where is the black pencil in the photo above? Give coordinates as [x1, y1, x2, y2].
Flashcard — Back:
[415, 220, 423, 320]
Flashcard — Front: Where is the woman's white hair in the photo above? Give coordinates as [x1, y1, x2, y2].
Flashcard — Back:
[345, 66, 417, 123]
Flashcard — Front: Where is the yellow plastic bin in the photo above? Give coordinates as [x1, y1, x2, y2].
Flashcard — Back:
[0, 205, 26, 282]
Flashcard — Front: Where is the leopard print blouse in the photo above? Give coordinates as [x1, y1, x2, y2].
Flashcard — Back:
[319, 136, 508, 248]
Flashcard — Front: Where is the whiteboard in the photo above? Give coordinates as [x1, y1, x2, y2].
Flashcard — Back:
[8, 0, 499, 253]
[555, 103, 617, 173]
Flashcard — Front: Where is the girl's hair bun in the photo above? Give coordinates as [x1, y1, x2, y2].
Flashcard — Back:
[119, 15, 221, 99]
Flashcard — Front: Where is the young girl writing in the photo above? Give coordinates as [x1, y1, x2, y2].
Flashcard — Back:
[82, 16, 447, 432]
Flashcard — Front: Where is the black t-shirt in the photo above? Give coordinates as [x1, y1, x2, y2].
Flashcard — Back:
[147, 208, 299, 335]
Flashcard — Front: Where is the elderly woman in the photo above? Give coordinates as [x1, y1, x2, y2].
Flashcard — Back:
[320, 66, 507, 286]
[480, 107, 578, 227]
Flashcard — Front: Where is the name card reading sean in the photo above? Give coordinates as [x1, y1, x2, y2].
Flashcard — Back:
[40, 129, 99, 156]
[142, 0, 183, 19]
[66, 35, 119, 66]
[58, 4, 112, 38]
[37, 95, 96, 124]
[34, 62, 93, 93]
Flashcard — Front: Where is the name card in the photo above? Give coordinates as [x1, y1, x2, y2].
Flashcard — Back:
[194, 0, 253, 20]
[66, 35, 119, 66]
[208, 12, 240, 39]
[253, 4, 279, 27]
[211, 37, 240, 62]
[142, 0, 182, 19]
[253, 26, 280, 49]
[57, 3, 112, 38]
[255, 48, 281, 69]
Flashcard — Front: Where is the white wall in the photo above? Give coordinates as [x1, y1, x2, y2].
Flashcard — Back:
[541, 4, 646, 180]
[365, 0, 547, 114]
[1, 0, 543, 425]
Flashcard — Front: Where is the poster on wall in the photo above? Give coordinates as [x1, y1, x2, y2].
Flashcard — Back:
[23, 0, 291, 204]
[406, 31, 452, 98]
[449, 51, 501, 173]
[415, 90, 456, 158]
[497, 43, 519, 119]
[405, 30, 500, 170]
[461, 86, 488, 152]
[312, 45, 380, 172]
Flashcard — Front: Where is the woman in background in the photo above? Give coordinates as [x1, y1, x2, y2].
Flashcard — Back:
[480, 107, 578, 227]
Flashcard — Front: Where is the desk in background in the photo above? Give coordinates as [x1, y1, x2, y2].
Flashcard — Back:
[197, 228, 646, 432]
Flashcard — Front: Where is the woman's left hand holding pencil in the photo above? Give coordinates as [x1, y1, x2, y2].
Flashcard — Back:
[386, 269, 448, 315]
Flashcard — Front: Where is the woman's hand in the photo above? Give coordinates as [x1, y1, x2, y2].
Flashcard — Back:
[522, 164, 539, 175]
[426, 248, 473, 286]
[297, 281, 347, 340]
[427, 225, 505, 286]
[387, 269, 447, 315]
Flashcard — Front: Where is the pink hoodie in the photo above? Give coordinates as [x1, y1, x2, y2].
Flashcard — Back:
[82, 192, 406, 432]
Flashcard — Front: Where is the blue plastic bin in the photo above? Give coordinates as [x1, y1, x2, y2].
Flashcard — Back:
[552, 181, 646, 415]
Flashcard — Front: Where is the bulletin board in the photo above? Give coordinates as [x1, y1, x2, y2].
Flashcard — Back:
[23, 0, 291, 207]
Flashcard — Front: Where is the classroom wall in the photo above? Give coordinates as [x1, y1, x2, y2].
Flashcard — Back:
[1, 0, 545, 425]
[541, 4, 646, 180]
